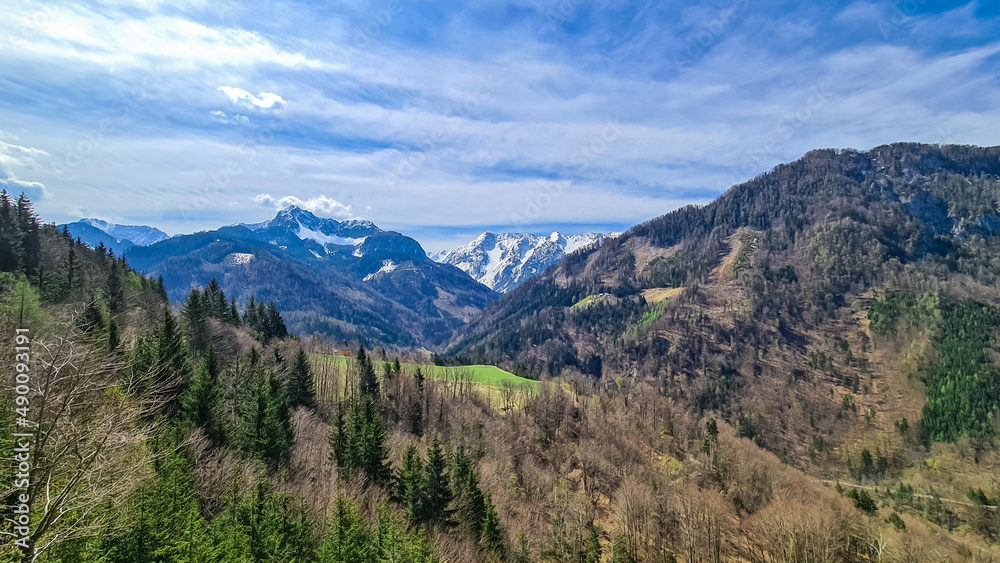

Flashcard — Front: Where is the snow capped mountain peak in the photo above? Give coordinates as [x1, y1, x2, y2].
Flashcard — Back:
[437, 231, 609, 293]
[77, 219, 169, 247]
[266, 206, 380, 246]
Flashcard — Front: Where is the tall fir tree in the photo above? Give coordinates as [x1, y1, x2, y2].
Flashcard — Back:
[357, 345, 380, 400]
[397, 444, 427, 522]
[181, 287, 209, 351]
[105, 259, 125, 314]
[0, 190, 24, 272]
[289, 348, 317, 409]
[424, 435, 452, 524]
[14, 193, 41, 276]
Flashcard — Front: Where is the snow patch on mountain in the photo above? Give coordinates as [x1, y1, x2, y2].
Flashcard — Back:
[79, 219, 169, 246]
[364, 260, 398, 281]
[435, 232, 608, 293]
[223, 252, 254, 266]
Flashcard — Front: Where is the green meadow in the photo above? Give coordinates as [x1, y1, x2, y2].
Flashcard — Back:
[312, 354, 538, 391]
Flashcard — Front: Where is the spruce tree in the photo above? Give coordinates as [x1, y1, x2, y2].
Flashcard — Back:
[182, 287, 209, 351]
[14, 193, 40, 276]
[398, 444, 427, 522]
[289, 348, 317, 409]
[105, 260, 125, 314]
[158, 307, 186, 375]
[331, 396, 391, 485]
[244, 373, 294, 467]
[204, 278, 226, 318]
[107, 318, 121, 351]
[0, 190, 24, 272]
[183, 347, 224, 443]
[424, 435, 452, 523]
[480, 494, 504, 556]
[357, 345, 380, 400]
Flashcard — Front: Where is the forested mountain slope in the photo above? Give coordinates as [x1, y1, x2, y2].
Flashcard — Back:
[451, 142, 1000, 453]
[122, 206, 497, 348]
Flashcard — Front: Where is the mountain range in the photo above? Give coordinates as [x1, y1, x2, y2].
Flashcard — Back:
[431, 231, 610, 293]
[61, 210, 616, 347]
[63, 219, 169, 255]
[64, 207, 497, 348]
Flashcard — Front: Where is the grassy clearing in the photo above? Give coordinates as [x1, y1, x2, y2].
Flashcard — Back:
[572, 293, 618, 308]
[312, 354, 538, 391]
[641, 287, 682, 304]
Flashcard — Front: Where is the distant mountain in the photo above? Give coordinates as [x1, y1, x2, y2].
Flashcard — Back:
[433, 232, 609, 293]
[123, 206, 497, 348]
[62, 219, 169, 254]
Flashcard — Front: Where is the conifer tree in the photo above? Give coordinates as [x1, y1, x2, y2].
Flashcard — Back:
[158, 306, 186, 375]
[182, 287, 209, 351]
[244, 373, 294, 468]
[204, 278, 226, 318]
[424, 435, 451, 523]
[105, 259, 125, 314]
[0, 190, 24, 272]
[15, 193, 41, 276]
[183, 347, 224, 443]
[398, 444, 427, 522]
[289, 348, 317, 409]
[330, 395, 391, 485]
[480, 494, 504, 556]
[357, 345, 380, 400]
[107, 318, 121, 351]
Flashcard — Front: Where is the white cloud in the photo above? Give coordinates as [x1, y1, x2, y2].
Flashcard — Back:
[210, 110, 250, 125]
[254, 194, 356, 219]
[0, 2, 323, 71]
[218, 86, 286, 110]
[0, 137, 49, 198]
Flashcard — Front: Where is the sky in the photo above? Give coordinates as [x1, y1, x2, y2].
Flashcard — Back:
[1, 0, 999, 252]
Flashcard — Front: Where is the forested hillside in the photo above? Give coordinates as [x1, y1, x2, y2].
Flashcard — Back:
[6, 143, 1000, 563]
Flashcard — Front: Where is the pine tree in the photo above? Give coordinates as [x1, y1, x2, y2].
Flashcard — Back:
[0, 190, 24, 272]
[424, 435, 451, 523]
[331, 396, 391, 485]
[289, 348, 317, 409]
[107, 318, 121, 351]
[14, 193, 41, 276]
[480, 494, 504, 556]
[105, 259, 125, 314]
[449, 448, 486, 534]
[397, 444, 427, 522]
[244, 373, 294, 467]
[227, 297, 241, 325]
[414, 366, 425, 391]
[182, 347, 224, 443]
[265, 301, 288, 341]
[357, 345, 380, 400]
[204, 278, 226, 318]
[156, 275, 168, 301]
[317, 497, 371, 562]
[181, 287, 209, 351]
[158, 306, 187, 375]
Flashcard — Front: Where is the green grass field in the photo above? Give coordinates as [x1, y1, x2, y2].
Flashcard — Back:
[312, 355, 538, 391]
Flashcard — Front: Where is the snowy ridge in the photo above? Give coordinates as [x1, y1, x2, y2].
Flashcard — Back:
[266, 206, 379, 249]
[434, 231, 608, 293]
[79, 219, 169, 246]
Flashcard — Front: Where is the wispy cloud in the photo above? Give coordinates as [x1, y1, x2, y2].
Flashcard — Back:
[1, 0, 998, 248]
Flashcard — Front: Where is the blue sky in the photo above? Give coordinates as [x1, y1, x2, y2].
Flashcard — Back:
[1, 0, 998, 251]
